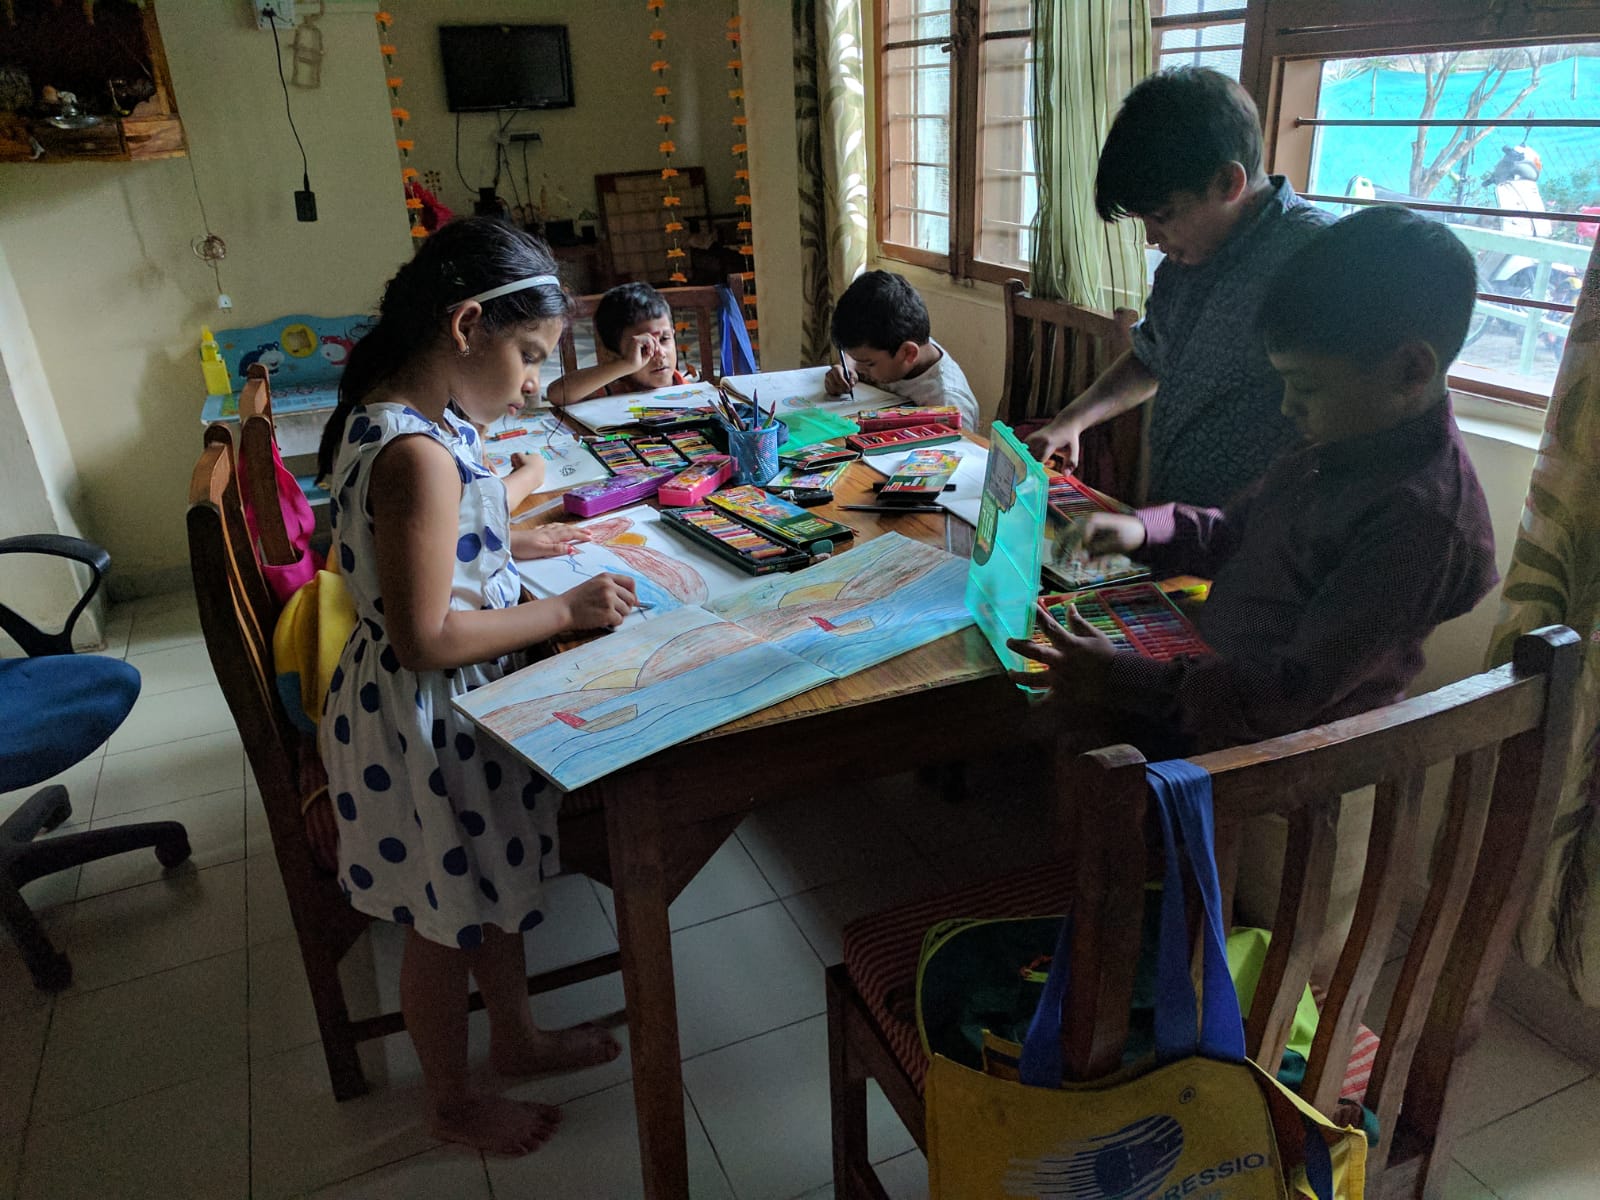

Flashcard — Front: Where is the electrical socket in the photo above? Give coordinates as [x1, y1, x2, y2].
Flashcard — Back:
[252, 1, 296, 30]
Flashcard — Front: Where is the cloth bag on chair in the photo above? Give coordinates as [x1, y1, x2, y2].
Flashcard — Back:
[923, 760, 1366, 1200]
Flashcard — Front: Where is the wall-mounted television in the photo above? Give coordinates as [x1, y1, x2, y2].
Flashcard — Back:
[439, 24, 574, 112]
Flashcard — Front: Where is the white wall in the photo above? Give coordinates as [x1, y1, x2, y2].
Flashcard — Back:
[386, 0, 743, 223]
[0, 4, 413, 598]
[0, 239, 100, 649]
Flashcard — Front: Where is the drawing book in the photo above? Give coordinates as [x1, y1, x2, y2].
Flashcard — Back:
[478, 413, 610, 489]
[560, 381, 722, 434]
[719, 367, 900, 418]
[516, 503, 754, 631]
[457, 533, 973, 790]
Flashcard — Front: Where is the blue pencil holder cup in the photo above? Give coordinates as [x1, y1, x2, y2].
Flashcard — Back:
[723, 421, 781, 486]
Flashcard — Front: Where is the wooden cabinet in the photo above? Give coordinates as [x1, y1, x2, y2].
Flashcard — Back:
[0, 0, 186, 163]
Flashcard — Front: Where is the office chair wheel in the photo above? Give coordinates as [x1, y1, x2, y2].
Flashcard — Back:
[37, 785, 72, 834]
[31, 949, 72, 992]
[155, 834, 192, 870]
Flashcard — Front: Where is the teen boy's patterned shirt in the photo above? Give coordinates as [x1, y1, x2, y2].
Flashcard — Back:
[1131, 176, 1333, 507]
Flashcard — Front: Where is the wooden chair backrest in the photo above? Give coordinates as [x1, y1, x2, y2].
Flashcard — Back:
[1058, 626, 1581, 1196]
[236, 365, 301, 568]
[999, 279, 1140, 496]
[558, 283, 723, 386]
[186, 426, 365, 954]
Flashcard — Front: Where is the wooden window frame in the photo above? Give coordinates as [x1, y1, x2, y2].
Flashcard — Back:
[1240, 0, 1600, 408]
[874, 0, 1035, 284]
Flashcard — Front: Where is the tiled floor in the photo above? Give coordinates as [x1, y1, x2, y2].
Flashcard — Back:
[2, 588, 1596, 1198]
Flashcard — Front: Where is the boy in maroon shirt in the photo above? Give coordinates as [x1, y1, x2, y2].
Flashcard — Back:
[1013, 206, 1498, 752]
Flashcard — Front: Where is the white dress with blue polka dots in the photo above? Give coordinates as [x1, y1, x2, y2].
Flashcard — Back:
[320, 402, 557, 949]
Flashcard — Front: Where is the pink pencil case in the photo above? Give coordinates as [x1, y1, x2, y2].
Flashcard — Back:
[562, 468, 674, 517]
[657, 456, 733, 507]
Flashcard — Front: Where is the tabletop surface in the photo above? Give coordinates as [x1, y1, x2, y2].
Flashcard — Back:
[512, 431, 1007, 744]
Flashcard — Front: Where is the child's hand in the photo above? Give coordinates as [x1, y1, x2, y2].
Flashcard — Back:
[562, 572, 637, 630]
[513, 524, 590, 560]
[1079, 512, 1147, 557]
[1006, 602, 1117, 701]
[1026, 418, 1082, 469]
[824, 363, 856, 396]
[622, 333, 655, 375]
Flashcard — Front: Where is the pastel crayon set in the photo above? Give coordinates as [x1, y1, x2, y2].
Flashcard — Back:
[659, 506, 811, 574]
[629, 405, 718, 430]
[1035, 582, 1210, 663]
[845, 423, 962, 455]
[853, 405, 963, 433]
[779, 445, 860, 472]
[878, 448, 960, 503]
[708, 485, 854, 554]
[657, 455, 734, 506]
[764, 459, 852, 506]
[663, 428, 722, 460]
[582, 434, 690, 476]
[1046, 471, 1132, 521]
[562, 468, 676, 517]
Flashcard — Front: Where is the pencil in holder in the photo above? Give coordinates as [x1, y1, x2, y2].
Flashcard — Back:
[722, 421, 781, 486]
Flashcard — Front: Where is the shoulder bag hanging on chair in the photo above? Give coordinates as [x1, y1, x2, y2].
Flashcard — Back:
[719, 283, 759, 378]
[923, 760, 1367, 1200]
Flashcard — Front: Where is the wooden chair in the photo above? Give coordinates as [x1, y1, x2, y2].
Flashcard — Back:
[827, 626, 1581, 1199]
[557, 275, 747, 388]
[186, 425, 620, 1100]
[999, 278, 1141, 500]
[234, 364, 303, 569]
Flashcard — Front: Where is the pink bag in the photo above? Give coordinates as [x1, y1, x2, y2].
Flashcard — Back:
[237, 429, 324, 605]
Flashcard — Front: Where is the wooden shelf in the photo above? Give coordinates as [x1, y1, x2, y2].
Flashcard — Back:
[0, 1, 186, 164]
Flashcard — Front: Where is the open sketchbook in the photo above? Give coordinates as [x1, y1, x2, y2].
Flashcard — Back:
[557, 381, 723, 433]
[514, 504, 752, 632]
[457, 533, 972, 791]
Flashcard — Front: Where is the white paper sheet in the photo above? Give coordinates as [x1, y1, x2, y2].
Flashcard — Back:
[863, 441, 991, 527]
[719, 367, 901, 418]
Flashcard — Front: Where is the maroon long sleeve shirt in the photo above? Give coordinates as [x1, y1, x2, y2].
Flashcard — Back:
[1102, 400, 1498, 751]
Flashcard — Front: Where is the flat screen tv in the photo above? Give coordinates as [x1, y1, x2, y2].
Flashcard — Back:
[439, 24, 574, 112]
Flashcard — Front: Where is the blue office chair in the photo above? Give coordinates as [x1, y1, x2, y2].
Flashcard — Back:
[0, 535, 190, 990]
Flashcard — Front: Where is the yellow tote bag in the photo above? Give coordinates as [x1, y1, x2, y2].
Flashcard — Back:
[924, 761, 1365, 1200]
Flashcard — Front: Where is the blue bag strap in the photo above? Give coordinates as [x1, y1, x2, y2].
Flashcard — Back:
[718, 285, 759, 377]
[1018, 759, 1244, 1087]
[1302, 1117, 1336, 1200]
[1148, 759, 1247, 1063]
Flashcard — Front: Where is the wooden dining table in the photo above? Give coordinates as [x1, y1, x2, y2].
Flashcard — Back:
[510, 435, 1053, 1199]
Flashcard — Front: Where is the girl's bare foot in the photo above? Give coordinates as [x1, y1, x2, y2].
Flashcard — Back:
[431, 1095, 563, 1156]
[492, 1022, 622, 1078]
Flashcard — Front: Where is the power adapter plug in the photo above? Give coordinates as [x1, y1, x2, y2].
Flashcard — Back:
[295, 189, 318, 222]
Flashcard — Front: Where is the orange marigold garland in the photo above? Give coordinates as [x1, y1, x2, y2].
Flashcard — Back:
[376, 12, 427, 244]
[649, 3, 688, 286]
[726, 10, 757, 353]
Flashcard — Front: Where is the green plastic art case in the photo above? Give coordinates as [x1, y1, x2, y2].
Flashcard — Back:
[964, 422, 1048, 685]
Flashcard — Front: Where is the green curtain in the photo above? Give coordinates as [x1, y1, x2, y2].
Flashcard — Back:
[793, 0, 870, 366]
[1029, 0, 1152, 311]
[1485, 238, 1600, 1005]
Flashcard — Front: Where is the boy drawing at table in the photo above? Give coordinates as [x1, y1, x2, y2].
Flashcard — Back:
[1012, 206, 1498, 753]
[1026, 67, 1334, 507]
[544, 282, 689, 404]
[824, 270, 981, 430]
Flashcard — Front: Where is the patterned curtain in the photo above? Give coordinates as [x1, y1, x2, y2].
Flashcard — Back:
[1028, 0, 1151, 310]
[1485, 238, 1600, 1005]
[794, 0, 870, 366]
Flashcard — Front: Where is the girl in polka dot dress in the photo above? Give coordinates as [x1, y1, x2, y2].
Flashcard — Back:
[315, 219, 637, 1157]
